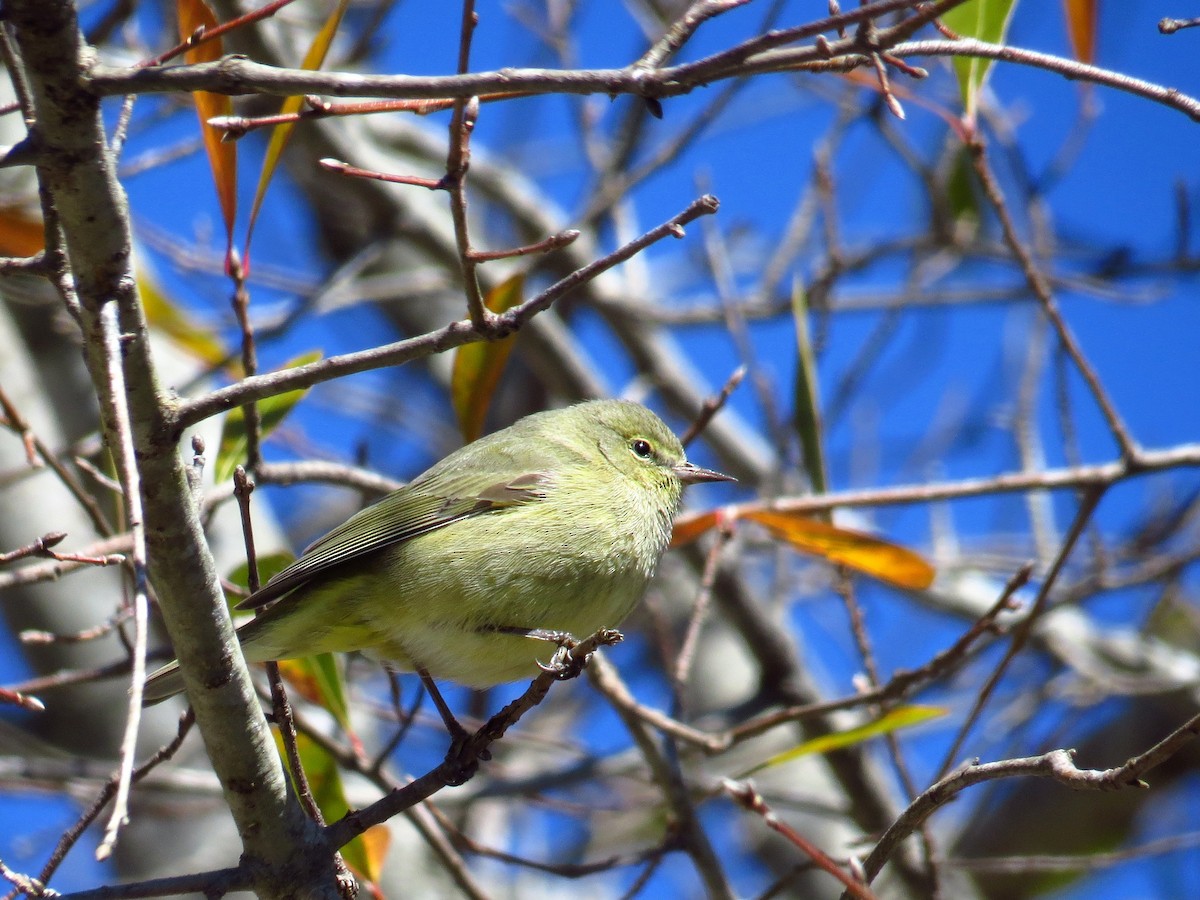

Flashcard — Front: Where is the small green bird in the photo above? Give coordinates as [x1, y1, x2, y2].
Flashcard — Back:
[144, 400, 732, 703]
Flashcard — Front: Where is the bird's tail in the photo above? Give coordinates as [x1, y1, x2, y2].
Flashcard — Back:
[139, 610, 284, 705]
[141, 660, 186, 705]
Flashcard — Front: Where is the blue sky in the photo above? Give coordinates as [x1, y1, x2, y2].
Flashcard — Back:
[4, 1, 1200, 896]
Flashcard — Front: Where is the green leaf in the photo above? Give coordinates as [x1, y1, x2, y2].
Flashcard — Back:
[791, 279, 827, 499]
[225, 552, 294, 611]
[944, 145, 981, 236]
[215, 350, 321, 483]
[942, 0, 1018, 122]
[739, 705, 946, 778]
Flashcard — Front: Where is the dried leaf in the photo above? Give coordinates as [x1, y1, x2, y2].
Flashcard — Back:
[450, 274, 525, 442]
[276, 653, 350, 732]
[177, 0, 237, 266]
[245, 0, 350, 264]
[670, 509, 723, 548]
[139, 267, 227, 366]
[0, 206, 44, 255]
[1061, 0, 1096, 64]
[745, 508, 936, 590]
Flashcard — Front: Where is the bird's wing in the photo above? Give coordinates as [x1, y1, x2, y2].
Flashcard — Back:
[236, 469, 551, 610]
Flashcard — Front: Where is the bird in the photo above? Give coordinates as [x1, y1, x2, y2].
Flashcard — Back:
[143, 399, 732, 703]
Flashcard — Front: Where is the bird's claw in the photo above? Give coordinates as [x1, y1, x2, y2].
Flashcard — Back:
[537, 639, 588, 681]
[502, 626, 624, 680]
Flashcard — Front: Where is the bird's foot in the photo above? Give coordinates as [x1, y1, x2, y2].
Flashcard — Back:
[532, 628, 624, 680]
[517, 628, 585, 680]
[492, 626, 624, 680]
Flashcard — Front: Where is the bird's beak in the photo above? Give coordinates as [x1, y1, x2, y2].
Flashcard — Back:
[674, 460, 736, 485]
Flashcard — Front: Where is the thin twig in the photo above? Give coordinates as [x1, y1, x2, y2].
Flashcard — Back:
[0, 21, 35, 125]
[3, 655, 169, 696]
[949, 830, 1200, 874]
[679, 366, 745, 448]
[861, 714, 1200, 885]
[84, 22, 1200, 125]
[0, 531, 66, 565]
[673, 523, 733, 697]
[21, 606, 132, 645]
[51, 865, 247, 900]
[835, 570, 940, 896]
[425, 799, 669, 878]
[725, 779, 876, 899]
[671, 443, 1200, 527]
[320, 157, 444, 189]
[636, 0, 753, 69]
[589, 655, 735, 899]
[176, 195, 721, 429]
[0, 386, 116, 537]
[232, 468, 325, 828]
[967, 135, 1141, 462]
[466, 229, 580, 262]
[94, 302, 150, 862]
[141, 0, 300, 68]
[445, 0, 488, 329]
[892, 38, 1200, 122]
[1160, 17, 1200, 34]
[324, 628, 623, 849]
[0, 534, 134, 591]
[934, 489, 1104, 780]
[0, 685, 43, 711]
[228, 260, 263, 474]
[32, 711, 196, 895]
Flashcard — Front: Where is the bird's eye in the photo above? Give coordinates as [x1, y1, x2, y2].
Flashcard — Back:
[631, 439, 653, 459]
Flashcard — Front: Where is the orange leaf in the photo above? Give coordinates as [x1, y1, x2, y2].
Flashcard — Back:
[1061, 0, 1096, 64]
[274, 658, 322, 705]
[670, 509, 723, 548]
[244, 0, 350, 265]
[745, 509, 935, 590]
[178, 0, 236, 267]
[354, 824, 392, 888]
[450, 274, 525, 442]
[0, 207, 44, 256]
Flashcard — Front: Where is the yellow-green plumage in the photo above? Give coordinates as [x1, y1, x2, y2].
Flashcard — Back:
[144, 400, 730, 702]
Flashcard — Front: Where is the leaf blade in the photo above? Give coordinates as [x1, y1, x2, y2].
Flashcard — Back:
[450, 274, 525, 442]
[942, 0, 1018, 122]
[177, 0, 237, 265]
[244, 0, 351, 264]
[215, 350, 321, 483]
[745, 508, 936, 590]
[1061, 0, 1096, 64]
[740, 705, 945, 777]
[791, 279, 828, 498]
